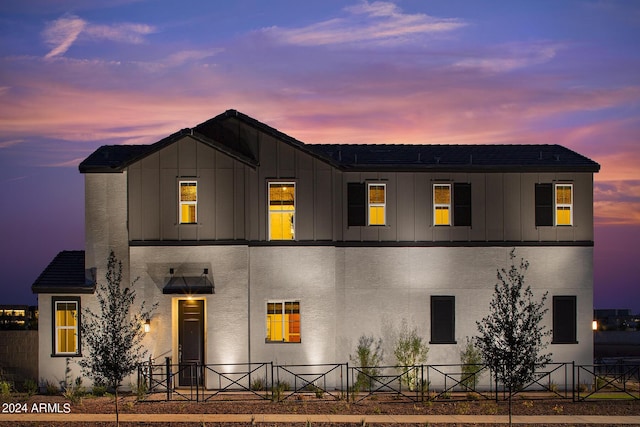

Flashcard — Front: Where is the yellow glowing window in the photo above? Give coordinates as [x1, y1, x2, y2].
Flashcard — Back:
[434, 184, 451, 225]
[555, 184, 573, 226]
[269, 183, 295, 240]
[179, 181, 197, 224]
[368, 183, 386, 225]
[266, 301, 300, 343]
[54, 301, 78, 355]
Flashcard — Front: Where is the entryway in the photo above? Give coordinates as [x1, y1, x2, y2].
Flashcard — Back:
[178, 299, 204, 386]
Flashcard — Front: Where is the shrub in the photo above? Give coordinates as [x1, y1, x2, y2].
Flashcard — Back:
[250, 377, 266, 391]
[23, 379, 38, 396]
[393, 319, 428, 391]
[62, 377, 86, 404]
[0, 380, 11, 397]
[459, 338, 483, 391]
[350, 335, 384, 392]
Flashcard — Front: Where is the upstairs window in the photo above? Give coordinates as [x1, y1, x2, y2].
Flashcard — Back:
[52, 298, 80, 356]
[535, 183, 573, 226]
[555, 184, 573, 226]
[179, 181, 197, 224]
[434, 184, 451, 225]
[347, 183, 367, 226]
[453, 183, 472, 227]
[368, 183, 386, 225]
[269, 182, 295, 240]
[266, 301, 300, 343]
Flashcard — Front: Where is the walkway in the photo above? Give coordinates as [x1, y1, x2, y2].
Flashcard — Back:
[2, 413, 640, 424]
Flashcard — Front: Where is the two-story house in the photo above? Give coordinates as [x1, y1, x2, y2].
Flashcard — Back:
[33, 109, 599, 388]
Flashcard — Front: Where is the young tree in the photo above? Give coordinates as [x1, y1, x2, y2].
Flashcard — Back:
[393, 319, 429, 391]
[475, 249, 551, 425]
[80, 250, 156, 426]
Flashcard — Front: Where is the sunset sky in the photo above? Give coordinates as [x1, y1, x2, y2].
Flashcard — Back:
[1, 1, 638, 311]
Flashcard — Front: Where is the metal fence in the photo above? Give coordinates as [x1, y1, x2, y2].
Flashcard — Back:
[137, 359, 640, 403]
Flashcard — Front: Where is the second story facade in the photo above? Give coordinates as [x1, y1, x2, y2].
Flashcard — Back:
[80, 109, 599, 249]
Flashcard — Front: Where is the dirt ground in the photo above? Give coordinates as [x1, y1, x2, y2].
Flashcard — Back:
[2, 393, 640, 426]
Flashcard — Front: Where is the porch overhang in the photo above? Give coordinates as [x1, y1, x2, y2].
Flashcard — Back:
[162, 275, 214, 295]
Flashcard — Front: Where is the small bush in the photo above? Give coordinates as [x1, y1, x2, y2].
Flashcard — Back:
[350, 335, 384, 392]
[250, 377, 266, 391]
[459, 338, 483, 391]
[393, 319, 428, 391]
[92, 384, 107, 396]
[63, 377, 86, 404]
[42, 379, 59, 395]
[0, 380, 11, 397]
[23, 379, 38, 396]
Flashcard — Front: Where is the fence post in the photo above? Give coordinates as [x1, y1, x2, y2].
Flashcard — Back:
[345, 362, 349, 402]
[148, 355, 152, 392]
[572, 361, 576, 402]
[165, 357, 171, 401]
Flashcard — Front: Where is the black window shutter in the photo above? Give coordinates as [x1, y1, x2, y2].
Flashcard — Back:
[347, 183, 366, 226]
[431, 296, 455, 344]
[453, 183, 472, 226]
[535, 183, 553, 226]
[553, 296, 577, 343]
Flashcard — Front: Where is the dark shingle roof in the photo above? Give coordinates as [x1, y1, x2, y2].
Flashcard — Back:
[306, 143, 600, 172]
[79, 109, 600, 173]
[31, 250, 95, 294]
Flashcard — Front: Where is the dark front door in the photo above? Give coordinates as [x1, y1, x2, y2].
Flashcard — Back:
[178, 299, 204, 386]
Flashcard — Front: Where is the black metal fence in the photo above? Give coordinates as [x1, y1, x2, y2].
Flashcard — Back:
[137, 359, 640, 403]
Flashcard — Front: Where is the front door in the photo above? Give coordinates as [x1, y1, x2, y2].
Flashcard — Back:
[178, 299, 204, 386]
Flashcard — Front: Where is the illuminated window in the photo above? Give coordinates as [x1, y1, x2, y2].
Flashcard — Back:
[179, 181, 197, 224]
[266, 301, 300, 343]
[368, 183, 386, 225]
[269, 182, 295, 240]
[555, 184, 573, 226]
[434, 184, 451, 225]
[53, 298, 79, 355]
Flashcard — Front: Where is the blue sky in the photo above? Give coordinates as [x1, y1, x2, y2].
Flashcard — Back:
[1, 0, 639, 310]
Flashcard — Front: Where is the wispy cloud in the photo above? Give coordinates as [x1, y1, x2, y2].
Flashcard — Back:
[262, 0, 466, 46]
[43, 15, 86, 58]
[453, 41, 562, 73]
[0, 139, 24, 149]
[42, 14, 156, 58]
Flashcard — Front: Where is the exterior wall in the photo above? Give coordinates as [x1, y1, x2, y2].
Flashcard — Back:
[333, 245, 593, 367]
[85, 172, 129, 282]
[36, 294, 94, 389]
[129, 246, 250, 366]
[340, 172, 594, 243]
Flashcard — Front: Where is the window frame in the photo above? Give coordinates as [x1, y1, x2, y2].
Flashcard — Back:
[430, 295, 456, 344]
[433, 183, 452, 226]
[265, 300, 301, 343]
[552, 295, 578, 344]
[178, 180, 198, 224]
[51, 297, 81, 357]
[268, 181, 296, 241]
[555, 183, 573, 226]
[367, 183, 386, 226]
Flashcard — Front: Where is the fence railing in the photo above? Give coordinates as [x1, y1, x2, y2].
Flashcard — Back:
[137, 360, 640, 403]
